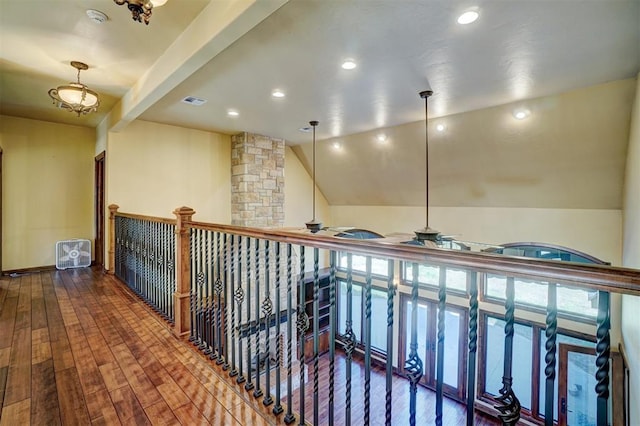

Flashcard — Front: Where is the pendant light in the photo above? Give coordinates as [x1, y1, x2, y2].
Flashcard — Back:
[48, 61, 100, 117]
[414, 90, 441, 243]
[305, 120, 322, 233]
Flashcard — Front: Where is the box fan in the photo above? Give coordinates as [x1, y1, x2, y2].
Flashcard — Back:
[56, 239, 91, 269]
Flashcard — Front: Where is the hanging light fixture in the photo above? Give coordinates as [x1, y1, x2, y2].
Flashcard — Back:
[48, 61, 100, 117]
[414, 90, 442, 243]
[306, 120, 323, 233]
[113, 0, 167, 25]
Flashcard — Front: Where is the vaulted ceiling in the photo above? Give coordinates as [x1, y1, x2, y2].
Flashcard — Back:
[1, 0, 639, 209]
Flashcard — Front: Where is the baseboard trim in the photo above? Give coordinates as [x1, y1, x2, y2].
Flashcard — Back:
[3, 264, 57, 276]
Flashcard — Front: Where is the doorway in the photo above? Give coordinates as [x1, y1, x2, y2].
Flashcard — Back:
[94, 152, 105, 269]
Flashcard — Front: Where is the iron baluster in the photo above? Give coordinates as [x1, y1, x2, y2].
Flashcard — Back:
[284, 243, 295, 424]
[435, 265, 447, 426]
[230, 234, 238, 376]
[344, 252, 356, 426]
[204, 230, 214, 356]
[385, 259, 395, 426]
[263, 240, 274, 406]
[404, 262, 424, 426]
[544, 282, 557, 426]
[244, 237, 255, 391]
[222, 233, 230, 370]
[235, 236, 245, 384]
[215, 233, 224, 364]
[198, 229, 207, 350]
[494, 276, 521, 425]
[364, 256, 372, 426]
[313, 247, 320, 426]
[188, 227, 197, 342]
[467, 271, 479, 426]
[253, 238, 263, 398]
[328, 250, 337, 425]
[273, 241, 284, 415]
[595, 291, 610, 426]
[297, 246, 308, 426]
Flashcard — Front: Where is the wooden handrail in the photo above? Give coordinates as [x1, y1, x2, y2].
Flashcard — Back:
[108, 209, 640, 295]
[185, 220, 640, 295]
[114, 211, 176, 225]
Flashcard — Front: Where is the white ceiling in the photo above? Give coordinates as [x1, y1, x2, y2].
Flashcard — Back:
[1, 0, 639, 209]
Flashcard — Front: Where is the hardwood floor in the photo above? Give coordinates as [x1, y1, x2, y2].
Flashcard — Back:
[0, 267, 499, 425]
[0, 267, 276, 425]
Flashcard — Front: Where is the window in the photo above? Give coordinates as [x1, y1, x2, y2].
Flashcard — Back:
[337, 279, 390, 353]
[338, 253, 390, 277]
[402, 263, 468, 293]
[484, 275, 598, 319]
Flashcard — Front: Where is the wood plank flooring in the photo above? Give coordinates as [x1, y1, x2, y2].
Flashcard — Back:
[0, 267, 275, 425]
[0, 267, 499, 425]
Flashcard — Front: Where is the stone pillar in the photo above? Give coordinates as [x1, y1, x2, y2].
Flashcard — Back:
[231, 132, 285, 227]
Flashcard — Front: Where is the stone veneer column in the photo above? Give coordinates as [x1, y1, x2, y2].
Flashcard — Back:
[231, 132, 285, 227]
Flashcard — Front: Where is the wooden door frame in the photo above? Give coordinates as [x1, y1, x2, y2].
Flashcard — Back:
[94, 152, 105, 269]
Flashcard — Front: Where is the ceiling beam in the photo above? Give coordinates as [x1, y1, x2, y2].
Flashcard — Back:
[101, 0, 290, 133]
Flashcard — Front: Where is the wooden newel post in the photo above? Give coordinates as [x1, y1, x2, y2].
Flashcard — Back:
[173, 206, 196, 338]
[107, 204, 119, 275]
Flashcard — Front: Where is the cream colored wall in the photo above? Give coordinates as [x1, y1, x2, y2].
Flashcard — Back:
[107, 120, 231, 223]
[0, 115, 95, 270]
[284, 146, 330, 228]
[621, 74, 640, 425]
[331, 205, 621, 264]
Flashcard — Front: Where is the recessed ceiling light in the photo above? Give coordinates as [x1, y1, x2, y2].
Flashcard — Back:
[376, 133, 387, 143]
[272, 89, 285, 98]
[513, 108, 530, 120]
[341, 60, 357, 70]
[332, 142, 342, 150]
[436, 123, 446, 132]
[457, 10, 479, 25]
[227, 109, 239, 117]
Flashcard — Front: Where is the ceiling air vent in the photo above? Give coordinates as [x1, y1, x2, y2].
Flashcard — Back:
[181, 96, 207, 106]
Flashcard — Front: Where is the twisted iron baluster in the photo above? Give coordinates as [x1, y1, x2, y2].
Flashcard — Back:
[595, 291, 610, 425]
[167, 223, 176, 324]
[204, 230, 214, 356]
[328, 251, 337, 425]
[385, 259, 395, 426]
[364, 256, 372, 426]
[222, 233, 230, 371]
[214, 233, 224, 364]
[435, 266, 447, 426]
[244, 237, 255, 391]
[235, 236, 245, 384]
[253, 238, 263, 398]
[313, 248, 320, 426]
[404, 262, 424, 426]
[467, 271, 479, 426]
[229, 234, 238, 376]
[273, 242, 284, 415]
[494, 276, 521, 425]
[189, 228, 197, 342]
[544, 282, 557, 426]
[263, 240, 274, 406]
[197, 229, 207, 350]
[297, 246, 308, 426]
[344, 252, 356, 426]
[284, 243, 295, 424]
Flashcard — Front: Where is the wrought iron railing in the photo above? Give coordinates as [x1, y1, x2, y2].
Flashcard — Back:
[109, 205, 640, 426]
[111, 208, 176, 323]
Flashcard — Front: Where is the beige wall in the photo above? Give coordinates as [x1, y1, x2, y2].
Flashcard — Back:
[622, 74, 640, 425]
[284, 146, 331, 228]
[330, 205, 622, 264]
[107, 120, 231, 223]
[0, 115, 95, 270]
